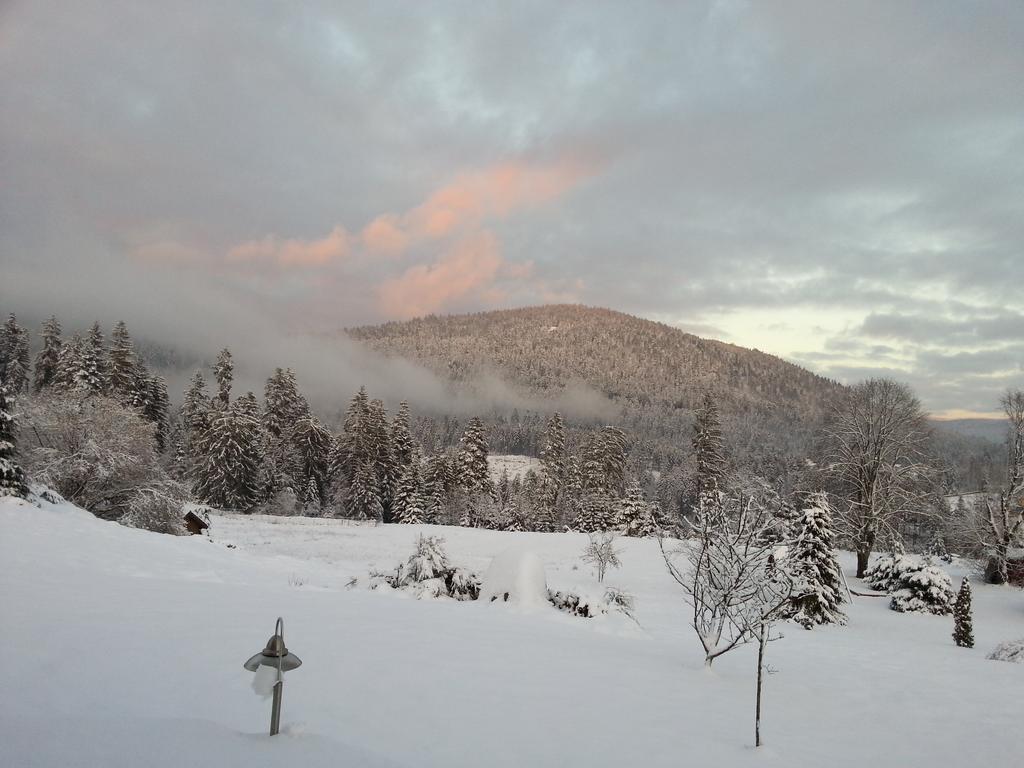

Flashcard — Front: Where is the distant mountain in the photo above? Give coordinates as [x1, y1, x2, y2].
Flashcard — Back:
[932, 418, 1009, 444]
[347, 304, 845, 465]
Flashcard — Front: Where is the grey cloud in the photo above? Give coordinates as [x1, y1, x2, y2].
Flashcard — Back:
[1, 0, 1022, 415]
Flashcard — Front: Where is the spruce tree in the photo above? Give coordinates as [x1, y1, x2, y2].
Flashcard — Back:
[107, 320, 142, 401]
[143, 375, 170, 453]
[391, 400, 414, 470]
[952, 577, 974, 648]
[788, 495, 847, 628]
[54, 334, 85, 391]
[0, 379, 29, 498]
[33, 316, 62, 392]
[349, 461, 383, 522]
[573, 489, 618, 532]
[458, 416, 492, 498]
[77, 322, 108, 394]
[620, 480, 658, 537]
[192, 397, 263, 510]
[539, 411, 567, 506]
[180, 371, 212, 478]
[213, 348, 233, 408]
[291, 416, 334, 506]
[366, 398, 396, 517]
[581, 426, 627, 496]
[692, 391, 727, 517]
[0, 314, 30, 394]
[303, 473, 322, 516]
[392, 454, 421, 524]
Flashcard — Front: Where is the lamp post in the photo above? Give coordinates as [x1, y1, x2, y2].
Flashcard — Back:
[244, 617, 302, 736]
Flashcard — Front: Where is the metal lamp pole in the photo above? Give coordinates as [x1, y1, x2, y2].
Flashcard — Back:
[244, 617, 302, 736]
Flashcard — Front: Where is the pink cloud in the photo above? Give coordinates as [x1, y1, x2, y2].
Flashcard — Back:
[361, 214, 409, 255]
[228, 225, 352, 266]
[377, 231, 505, 319]
[405, 161, 590, 240]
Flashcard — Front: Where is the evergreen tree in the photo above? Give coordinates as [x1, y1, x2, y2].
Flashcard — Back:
[33, 316, 63, 392]
[952, 577, 974, 648]
[143, 375, 171, 453]
[77, 322, 108, 394]
[213, 348, 233, 408]
[457, 416, 492, 500]
[393, 455, 424, 524]
[0, 314, 30, 394]
[303, 473, 322, 516]
[391, 400, 414, 470]
[788, 495, 847, 628]
[0, 379, 29, 498]
[180, 371, 212, 478]
[424, 452, 455, 521]
[263, 367, 309, 438]
[291, 416, 334, 507]
[539, 411, 567, 505]
[192, 397, 263, 510]
[107, 320, 143, 402]
[53, 333, 85, 391]
[581, 426, 627, 495]
[349, 460, 383, 522]
[573, 489, 619, 532]
[620, 480, 658, 537]
[366, 398, 396, 518]
[692, 391, 727, 517]
[331, 387, 370, 506]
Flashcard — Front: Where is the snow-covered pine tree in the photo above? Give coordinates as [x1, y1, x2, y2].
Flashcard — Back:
[349, 460, 383, 522]
[573, 489, 619, 532]
[263, 367, 309, 438]
[33, 316, 63, 392]
[191, 395, 264, 511]
[303, 473, 322, 516]
[212, 348, 233, 409]
[76, 322, 108, 394]
[620, 480, 658, 537]
[424, 452, 455, 522]
[458, 416, 491, 497]
[692, 391, 727, 520]
[390, 400, 414, 470]
[581, 426, 627, 497]
[331, 387, 370, 507]
[180, 371, 212, 469]
[952, 577, 974, 648]
[0, 314, 31, 394]
[142, 375, 170, 453]
[539, 411, 567, 506]
[53, 333, 85, 391]
[0, 379, 29, 498]
[291, 416, 334, 509]
[107, 321, 142, 402]
[366, 398, 396, 518]
[787, 495, 847, 628]
[392, 454, 421, 524]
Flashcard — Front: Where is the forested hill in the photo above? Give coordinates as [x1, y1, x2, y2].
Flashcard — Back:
[347, 305, 845, 466]
[349, 305, 842, 416]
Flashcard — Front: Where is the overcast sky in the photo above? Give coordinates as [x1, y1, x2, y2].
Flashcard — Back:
[2, 1, 1021, 417]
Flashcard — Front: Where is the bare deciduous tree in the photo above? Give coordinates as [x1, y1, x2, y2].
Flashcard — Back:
[659, 499, 794, 667]
[582, 531, 621, 583]
[823, 378, 933, 577]
[976, 390, 1024, 583]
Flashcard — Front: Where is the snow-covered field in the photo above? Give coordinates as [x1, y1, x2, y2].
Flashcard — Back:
[3, 496, 1023, 768]
[488, 453, 542, 482]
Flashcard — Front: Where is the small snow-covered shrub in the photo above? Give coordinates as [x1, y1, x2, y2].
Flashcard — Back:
[119, 483, 190, 535]
[369, 535, 481, 601]
[987, 638, 1024, 664]
[548, 586, 636, 620]
[889, 560, 954, 615]
[864, 553, 900, 591]
[581, 531, 621, 583]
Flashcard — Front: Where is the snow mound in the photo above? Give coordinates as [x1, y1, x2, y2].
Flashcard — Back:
[987, 638, 1024, 664]
[479, 546, 548, 608]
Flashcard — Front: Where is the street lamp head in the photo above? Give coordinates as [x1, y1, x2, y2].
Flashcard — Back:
[244, 617, 302, 672]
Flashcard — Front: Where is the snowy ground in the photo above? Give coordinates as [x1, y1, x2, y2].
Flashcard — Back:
[3, 496, 1023, 768]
